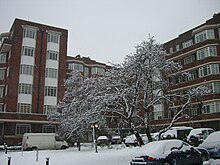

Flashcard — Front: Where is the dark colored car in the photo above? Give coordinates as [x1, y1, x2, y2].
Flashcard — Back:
[199, 131, 220, 159]
[130, 139, 209, 165]
[97, 136, 109, 146]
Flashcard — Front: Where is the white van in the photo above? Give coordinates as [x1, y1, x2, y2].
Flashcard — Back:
[22, 133, 68, 150]
[161, 126, 193, 140]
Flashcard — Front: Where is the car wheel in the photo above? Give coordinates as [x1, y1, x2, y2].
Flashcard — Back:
[61, 145, 67, 149]
[162, 161, 171, 165]
[201, 154, 208, 162]
[31, 146, 38, 150]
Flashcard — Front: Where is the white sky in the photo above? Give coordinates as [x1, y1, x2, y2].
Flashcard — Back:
[0, 0, 220, 64]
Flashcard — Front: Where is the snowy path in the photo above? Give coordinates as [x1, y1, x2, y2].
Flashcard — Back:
[0, 144, 220, 165]
[0, 145, 136, 165]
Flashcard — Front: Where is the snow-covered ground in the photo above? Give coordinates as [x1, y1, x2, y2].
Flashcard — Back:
[0, 144, 220, 165]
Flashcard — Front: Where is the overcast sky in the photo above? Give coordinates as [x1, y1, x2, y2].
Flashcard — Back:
[0, 0, 220, 64]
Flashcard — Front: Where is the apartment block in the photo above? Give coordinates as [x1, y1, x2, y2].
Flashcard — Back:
[0, 19, 68, 145]
[150, 13, 220, 131]
[67, 54, 110, 77]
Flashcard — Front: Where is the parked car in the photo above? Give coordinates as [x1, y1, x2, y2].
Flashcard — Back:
[187, 128, 214, 146]
[199, 131, 220, 159]
[151, 132, 159, 141]
[160, 126, 193, 140]
[130, 139, 209, 165]
[124, 134, 138, 147]
[97, 136, 109, 146]
[111, 135, 122, 144]
[124, 134, 149, 147]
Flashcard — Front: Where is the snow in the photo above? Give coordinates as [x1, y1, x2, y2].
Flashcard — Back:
[0, 143, 220, 165]
[199, 131, 220, 148]
[97, 136, 109, 140]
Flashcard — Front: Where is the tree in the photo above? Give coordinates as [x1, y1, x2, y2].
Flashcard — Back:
[48, 71, 108, 139]
[48, 36, 210, 145]
[158, 85, 210, 140]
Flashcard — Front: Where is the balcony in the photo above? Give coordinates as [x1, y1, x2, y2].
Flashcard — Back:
[0, 32, 12, 53]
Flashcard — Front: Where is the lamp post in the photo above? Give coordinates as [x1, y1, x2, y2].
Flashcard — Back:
[92, 123, 98, 153]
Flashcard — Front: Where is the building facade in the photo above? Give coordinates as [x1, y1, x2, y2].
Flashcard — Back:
[150, 13, 220, 131]
[66, 54, 110, 77]
[0, 19, 68, 145]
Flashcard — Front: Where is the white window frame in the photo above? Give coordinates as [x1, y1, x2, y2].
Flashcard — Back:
[0, 87, 4, 98]
[0, 53, 6, 63]
[184, 54, 195, 65]
[182, 39, 193, 49]
[47, 32, 60, 44]
[19, 83, 33, 94]
[46, 68, 58, 79]
[199, 64, 219, 77]
[0, 69, 5, 80]
[23, 27, 36, 39]
[42, 125, 56, 133]
[17, 103, 32, 113]
[22, 46, 35, 57]
[45, 86, 57, 97]
[47, 50, 58, 61]
[20, 64, 34, 75]
[16, 124, 31, 135]
[197, 46, 217, 60]
[195, 29, 215, 43]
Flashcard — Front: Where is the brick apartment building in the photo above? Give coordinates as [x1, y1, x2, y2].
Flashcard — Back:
[0, 19, 68, 145]
[1, 13, 220, 145]
[149, 13, 220, 131]
[66, 54, 110, 77]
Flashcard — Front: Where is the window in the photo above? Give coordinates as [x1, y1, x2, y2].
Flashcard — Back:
[169, 47, 173, 54]
[19, 83, 33, 94]
[154, 111, 163, 120]
[47, 50, 58, 60]
[44, 105, 57, 114]
[208, 82, 220, 94]
[45, 86, 57, 97]
[20, 64, 34, 75]
[23, 27, 36, 39]
[195, 29, 215, 43]
[203, 102, 220, 114]
[16, 124, 31, 135]
[91, 67, 105, 75]
[0, 53, 6, 63]
[42, 125, 56, 133]
[187, 70, 198, 81]
[46, 68, 58, 78]
[184, 54, 196, 65]
[197, 46, 217, 60]
[85, 67, 89, 77]
[182, 39, 193, 48]
[0, 70, 5, 80]
[17, 103, 32, 113]
[0, 104, 4, 112]
[68, 63, 83, 72]
[47, 32, 60, 44]
[0, 87, 4, 98]
[22, 46, 35, 57]
[176, 45, 180, 51]
[199, 64, 219, 77]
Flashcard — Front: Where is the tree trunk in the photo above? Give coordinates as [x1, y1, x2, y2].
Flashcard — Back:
[134, 130, 144, 147]
[145, 125, 152, 142]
